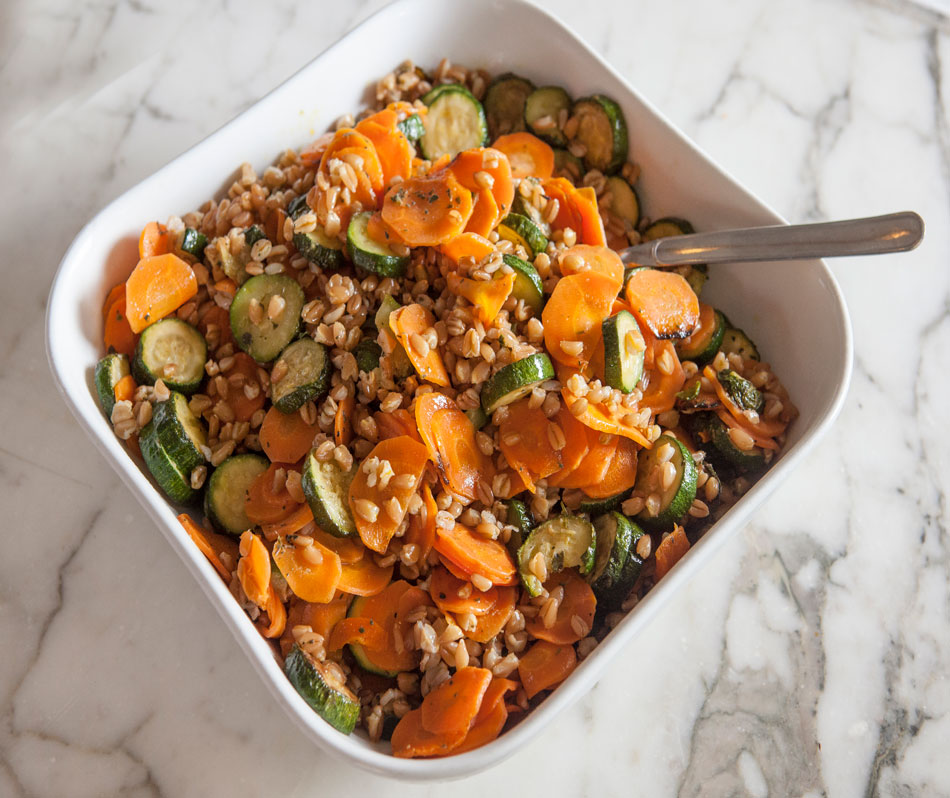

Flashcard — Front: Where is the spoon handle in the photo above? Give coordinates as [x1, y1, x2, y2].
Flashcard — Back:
[619, 211, 924, 267]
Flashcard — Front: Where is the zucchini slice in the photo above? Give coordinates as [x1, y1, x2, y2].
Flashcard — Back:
[132, 318, 207, 394]
[578, 490, 632, 516]
[503, 254, 545, 315]
[720, 325, 761, 361]
[479, 352, 555, 414]
[497, 213, 548, 256]
[94, 353, 130, 417]
[374, 296, 413, 379]
[230, 274, 304, 363]
[606, 176, 640, 228]
[588, 511, 641, 608]
[703, 414, 767, 473]
[602, 310, 645, 393]
[420, 84, 488, 160]
[634, 434, 697, 528]
[524, 86, 572, 146]
[152, 391, 207, 475]
[571, 95, 628, 174]
[284, 645, 360, 734]
[139, 421, 197, 504]
[271, 338, 331, 414]
[596, 521, 646, 612]
[301, 453, 357, 538]
[642, 217, 695, 240]
[517, 514, 596, 597]
[397, 113, 425, 143]
[717, 368, 763, 412]
[505, 499, 534, 556]
[553, 148, 583, 181]
[346, 211, 409, 277]
[244, 225, 266, 247]
[287, 195, 310, 218]
[352, 338, 382, 373]
[464, 406, 489, 430]
[511, 186, 552, 237]
[179, 228, 208, 258]
[676, 306, 726, 364]
[204, 453, 269, 536]
[483, 73, 534, 138]
[294, 227, 345, 270]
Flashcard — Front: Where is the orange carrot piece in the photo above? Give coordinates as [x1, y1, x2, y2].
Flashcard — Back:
[284, 593, 352, 649]
[346, 580, 423, 673]
[446, 272, 516, 326]
[177, 514, 236, 582]
[465, 585, 517, 644]
[374, 408, 422, 442]
[310, 528, 365, 564]
[464, 187, 501, 237]
[676, 302, 717, 357]
[525, 570, 597, 645]
[547, 428, 618, 489]
[654, 526, 690, 580]
[214, 278, 237, 298]
[449, 699, 508, 755]
[389, 303, 450, 387]
[492, 133, 554, 179]
[348, 436, 430, 553]
[356, 112, 413, 188]
[557, 367, 653, 447]
[381, 172, 474, 246]
[558, 244, 624, 289]
[260, 503, 312, 538]
[405, 482, 437, 560]
[497, 398, 562, 492]
[434, 523, 518, 587]
[640, 340, 685, 415]
[429, 565, 499, 616]
[391, 709, 467, 758]
[113, 374, 136, 403]
[549, 405, 590, 481]
[260, 588, 287, 639]
[245, 461, 301, 524]
[272, 536, 342, 604]
[572, 186, 607, 246]
[421, 667, 493, 735]
[475, 677, 518, 720]
[542, 177, 584, 234]
[542, 271, 618, 369]
[259, 406, 318, 464]
[103, 297, 138, 358]
[448, 147, 515, 220]
[138, 221, 170, 259]
[237, 531, 272, 608]
[101, 283, 126, 320]
[704, 366, 786, 440]
[624, 268, 700, 340]
[714, 408, 780, 450]
[125, 253, 198, 333]
[439, 554, 474, 582]
[327, 616, 389, 652]
[578, 435, 640, 499]
[319, 129, 384, 193]
[337, 557, 394, 597]
[414, 392, 494, 502]
[334, 393, 355, 447]
[440, 232, 495, 265]
[518, 640, 577, 699]
[222, 352, 266, 423]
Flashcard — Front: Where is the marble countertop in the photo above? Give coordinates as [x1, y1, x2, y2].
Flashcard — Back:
[3, 0, 949, 795]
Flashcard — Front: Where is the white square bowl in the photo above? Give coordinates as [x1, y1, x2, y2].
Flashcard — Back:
[45, 0, 852, 781]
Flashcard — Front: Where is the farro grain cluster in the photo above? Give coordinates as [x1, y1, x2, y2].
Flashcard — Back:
[95, 58, 796, 757]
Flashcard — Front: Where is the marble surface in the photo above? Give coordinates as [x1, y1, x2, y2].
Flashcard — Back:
[3, 0, 950, 795]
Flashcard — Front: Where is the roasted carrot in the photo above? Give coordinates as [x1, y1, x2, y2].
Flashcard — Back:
[299, 131, 335, 167]
[272, 536, 342, 604]
[381, 172, 474, 247]
[327, 616, 389, 652]
[640, 340, 685, 415]
[492, 133, 555, 179]
[356, 111, 413, 187]
[260, 588, 287, 639]
[259, 406, 318, 464]
[286, 593, 352, 645]
[578, 435, 639, 499]
[337, 556, 394, 597]
[703, 366, 786, 441]
[542, 271, 618, 369]
[550, 405, 590, 479]
[260, 503, 311, 538]
[138, 221, 170, 259]
[389, 303, 450, 387]
[319, 129, 384, 194]
[391, 709, 467, 758]
[465, 585, 517, 644]
[557, 367, 653, 448]
[101, 283, 126, 321]
[572, 186, 607, 246]
[547, 427, 618, 489]
[542, 177, 583, 234]
[125, 253, 198, 333]
[463, 187, 501, 237]
[429, 565, 499, 616]
[348, 436, 429, 553]
[558, 245, 624, 289]
[448, 147, 515, 220]
[450, 699, 507, 755]
[103, 297, 137, 358]
[497, 398, 562, 492]
[518, 640, 577, 699]
[624, 268, 700, 340]
[439, 554, 474, 582]
[177, 514, 237, 582]
[445, 272, 516, 326]
[434, 523, 518, 587]
[237, 531, 272, 608]
[654, 526, 690, 580]
[421, 667, 492, 735]
[245, 461, 301, 524]
[374, 408, 422, 442]
[334, 393, 355, 447]
[345, 580, 424, 673]
[525, 569, 597, 644]
[414, 392, 494, 502]
[310, 528, 365, 564]
[440, 232, 495, 266]
[404, 482, 437, 560]
[113, 374, 136, 403]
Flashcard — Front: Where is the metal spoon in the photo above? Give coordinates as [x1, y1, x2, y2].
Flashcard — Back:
[619, 211, 924, 267]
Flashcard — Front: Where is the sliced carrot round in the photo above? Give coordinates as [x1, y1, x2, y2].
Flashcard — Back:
[497, 398, 562, 491]
[429, 565, 499, 616]
[448, 147, 515, 219]
[525, 569, 596, 644]
[445, 271, 516, 326]
[272, 537, 342, 604]
[434, 523, 517, 587]
[492, 133, 554, 179]
[639, 340, 686, 415]
[391, 709, 467, 758]
[421, 666, 493, 735]
[624, 268, 700, 340]
[547, 427, 618, 489]
[518, 640, 577, 699]
[542, 271, 618, 369]
[381, 172, 474, 247]
[245, 461, 302, 524]
[654, 526, 691, 580]
[465, 585, 517, 644]
[440, 232, 495, 265]
[103, 297, 137, 358]
[404, 483, 437, 561]
[138, 221, 170, 259]
[327, 616, 389, 652]
[125, 253, 198, 333]
[578, 435, 639, 499]
[449, 699, 507, 755]
[559, 244, 624, 288]
[259, 406, 318, 464]
[389, 304, 450, 387]
[337, 557, 394, 597]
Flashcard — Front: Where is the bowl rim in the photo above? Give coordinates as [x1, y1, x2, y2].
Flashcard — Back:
[45, 0, 852, 781]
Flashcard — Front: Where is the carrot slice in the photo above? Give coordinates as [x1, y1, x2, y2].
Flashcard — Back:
[334, 393, 355, 447]
[624, 268, 700, 340]
[465, 585, 517, 644]
[272, 536, 342, 604]
[221, 352, 266, 423]
[103, 297, 138, 358]
[260, 588, 287, 639]
[374, 408, 422, 442]
[558, 369, 653, 448]
[245, 461, 301, 524]
[381, 172, 474, 246]
[421, 667, 493, 735]
[356, 112, 413, 188]
[497, 398, 562, 492]
[434, 523, 518, 587]
[102, 283, 126, 320]
[549, 405, 590, 481]
[558, 245, 624, 288]
[445, 272, 516, 326]
[138, 221, 170, 259]
[578, 435, 639, 499]
[348, 436, 429, 553]
[541, 271, 618, 369]
[448, 148, 515, 220]
[319, 129, 384, 193]
[654, 526, 690, 580]
[113, 374, 136, 403]
[640, 340, 685, 415]
[492, 133, 554, 179]
[389, 304, 450, 387]
[337, 557, 394, 597]
[286, 593, 352, 646]
[391, 709, 467, 758]
[177, 514, 237, 582]
[405, 482, 437, 560]
[260, 503, 312, 538]
[704, 366, 786, 440]
[259, 406, 318, 464]
[518, 640, 577, 699]
[237, 531, 271, 608]
[542, 177, 584, 234]
[572, 186, 607, 246]
[439, 554, 473, 582]
[310, 528, 365, 564]
[348, 580, 423, 673]
[440, 232, 496, 265]
[547, 428, 618, 489]
[125, 253, 198, 333]
[414, 392, 494, 502]
[525, 569, 597, 644]
[327, 616, 389, 652]
[464, 187, 501, 237]
[714, 408, 780, 450]
[429, 565, 499, 616]
[450, 699, 508, 755]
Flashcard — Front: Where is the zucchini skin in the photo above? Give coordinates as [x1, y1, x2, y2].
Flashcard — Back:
[204, 453, 269, 536]
[498, 213, 548, 256]
[635, 434, 697, 529]
[346, 211, 409, 277]
[572, 94, 628, 174]
[94, 353, 130, 417]
[151, 392, 207, 475]
[483, 73, 534, 139]
[677, 309, 726, 365]
[702, 414, 767, 474]
[301, 454, 357, 538]
[503, 254, 545, 314]
[284, 646, 360, 734]
[229, 274, 304, 363]
[270, 338, 331, 414]
[132, 318, 207, 394]
[139, 421, 197, 504]
[179, 228, 207, 258]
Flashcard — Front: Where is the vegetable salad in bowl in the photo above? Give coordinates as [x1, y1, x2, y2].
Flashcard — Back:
[94, 58, 796, 757]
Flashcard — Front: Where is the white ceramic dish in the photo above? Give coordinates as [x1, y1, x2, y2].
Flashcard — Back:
[45, 0, 852, 780]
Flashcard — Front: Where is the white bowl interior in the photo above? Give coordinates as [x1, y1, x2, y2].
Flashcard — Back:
[46, 0, 851, 781]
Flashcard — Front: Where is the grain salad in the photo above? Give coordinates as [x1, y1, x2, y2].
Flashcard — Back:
[94, 57, 797, 757]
